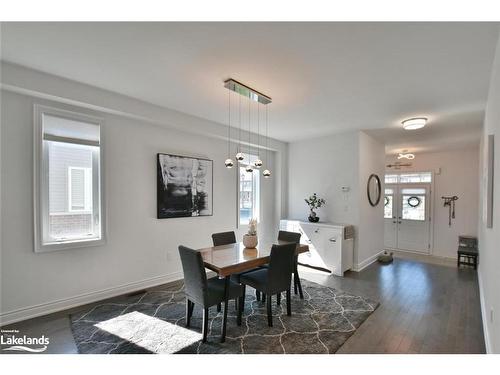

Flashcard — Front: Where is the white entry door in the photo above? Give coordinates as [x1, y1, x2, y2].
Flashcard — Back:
[384, 187, 398, 249]
[384, 184, 431, 254]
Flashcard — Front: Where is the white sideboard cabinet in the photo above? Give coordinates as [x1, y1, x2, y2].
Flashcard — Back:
[280, 220, 354, 276]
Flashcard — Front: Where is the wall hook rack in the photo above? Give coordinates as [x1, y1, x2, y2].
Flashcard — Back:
[442, 195, 458, 227]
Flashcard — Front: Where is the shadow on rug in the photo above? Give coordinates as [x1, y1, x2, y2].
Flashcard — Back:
[70, 279, 378, 354]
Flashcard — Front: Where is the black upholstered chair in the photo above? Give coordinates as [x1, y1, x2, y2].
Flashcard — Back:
[240, 243, 296, 326]
[278, 230, 303, 300]
[211, 231, 237, 247]
[178, 245, 245, 342]
[259, 230, 303, 304]
[212, 231, 263, 307]
[212, 231, 239, 311]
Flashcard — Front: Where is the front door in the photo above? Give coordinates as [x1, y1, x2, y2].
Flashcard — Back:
[384, 187, 397, 249]
[384, 184, 431, 254]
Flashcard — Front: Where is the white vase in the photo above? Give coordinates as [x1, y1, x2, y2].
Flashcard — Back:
[243, 234, 258, 248]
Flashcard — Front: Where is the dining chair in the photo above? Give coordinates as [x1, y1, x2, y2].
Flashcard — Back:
[212, 231, 262, 306]
[211, 231, 237, 246]
[178, 245, 245, 343]
[278, 230, 303, 300]
[259, 230, 303, 304]
[240, 243, 296, 327]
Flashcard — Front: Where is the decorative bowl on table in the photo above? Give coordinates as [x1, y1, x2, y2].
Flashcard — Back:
[243, 234, 258, 249]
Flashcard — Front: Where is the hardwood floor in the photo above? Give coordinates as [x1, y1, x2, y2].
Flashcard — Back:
[0, 255, 485, 354]
[301, 254, 485, 353]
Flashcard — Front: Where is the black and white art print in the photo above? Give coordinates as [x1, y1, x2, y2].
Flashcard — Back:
[157, 153, 213, 219]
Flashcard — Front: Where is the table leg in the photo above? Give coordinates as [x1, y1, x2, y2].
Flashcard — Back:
[221, 275, 230, 343]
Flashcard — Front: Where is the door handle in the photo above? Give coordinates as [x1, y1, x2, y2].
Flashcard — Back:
[314, 229, 319, 233]
[329, 238, 337, 243]
[393, 221, 396, 224]
[398, 221, 402, 224]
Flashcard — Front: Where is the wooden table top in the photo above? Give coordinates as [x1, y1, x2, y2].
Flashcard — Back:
[197, 240, 309, 277]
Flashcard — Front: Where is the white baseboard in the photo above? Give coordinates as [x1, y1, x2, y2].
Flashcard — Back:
[0, 271, 183, 326]
[352, 250, 385, 272]
[477, 268, 492, 354]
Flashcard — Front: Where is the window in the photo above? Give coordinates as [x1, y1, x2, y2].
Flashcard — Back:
[401, 188, 426, 221]
[385, 174, 398, 184]
[239, 154, 260, 225]
[399, 172, 432, 184]
[384, 188, 394, 219]
[68, 167, 92, 212]
[34, 105, 104, 252]
[385, 172, 432, 184]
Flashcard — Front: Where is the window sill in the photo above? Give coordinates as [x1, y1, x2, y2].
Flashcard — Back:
[35, 237, 105, 253]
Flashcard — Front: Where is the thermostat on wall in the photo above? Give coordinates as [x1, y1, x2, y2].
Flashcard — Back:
[341, 186, 350, 192]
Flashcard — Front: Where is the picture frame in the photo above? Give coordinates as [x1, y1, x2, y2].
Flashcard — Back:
[157, 153, 213, 219]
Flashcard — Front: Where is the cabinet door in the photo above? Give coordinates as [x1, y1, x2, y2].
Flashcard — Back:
[297, 224, 325, 268]
[321, 229, 342, 274]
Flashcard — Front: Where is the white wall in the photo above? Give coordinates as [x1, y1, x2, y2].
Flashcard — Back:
[0, 64, 287, 324]
[478, 31, 500, 354]
[288, 131, 360, 225]
[385, 148, 479, 259]
[358, 132, 385, 268]
[287, 130, 385, 268]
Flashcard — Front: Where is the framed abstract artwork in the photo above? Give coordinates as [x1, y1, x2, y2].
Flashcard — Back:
[157, 153, 213, 219]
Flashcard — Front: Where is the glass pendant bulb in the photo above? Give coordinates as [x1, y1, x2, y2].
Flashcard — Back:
[245, 165, 253, 173]
[263, 169, 271, 178]
[225, 158, 234, 168]
[236, 152, 244, 162]
[254, 159, 263, 168]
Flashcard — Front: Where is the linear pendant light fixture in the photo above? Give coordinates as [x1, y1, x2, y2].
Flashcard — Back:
[245, 93, 253, 173]
[224, 78, 272, 177]
[224, 88, 234, 168]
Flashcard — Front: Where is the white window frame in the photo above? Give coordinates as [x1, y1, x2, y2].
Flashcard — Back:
[34, 104, 106, 253]
[237, 154, 261, 226]
[67, 166, 92, 213]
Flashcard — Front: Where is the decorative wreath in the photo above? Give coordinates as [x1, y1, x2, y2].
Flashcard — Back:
[407, 196, 421, 208]
[384, 196, 390, 206]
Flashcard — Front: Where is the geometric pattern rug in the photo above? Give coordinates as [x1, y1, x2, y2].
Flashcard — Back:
[70, 279, 378, 354]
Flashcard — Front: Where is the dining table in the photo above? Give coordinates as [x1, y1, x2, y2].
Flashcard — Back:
[196, 240, 309, 342]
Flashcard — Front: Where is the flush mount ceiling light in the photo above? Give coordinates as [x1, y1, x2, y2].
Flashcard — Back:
[402, 117, 427, 130]
[223, 78, 272, 177]
[397, 151, 415, 160]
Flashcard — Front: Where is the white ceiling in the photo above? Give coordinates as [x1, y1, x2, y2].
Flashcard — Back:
[1, 22, 499, 152]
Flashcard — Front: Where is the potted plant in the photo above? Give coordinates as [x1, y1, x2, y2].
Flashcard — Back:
[243, 218, 258, 248]
[305, 193, 326, 222]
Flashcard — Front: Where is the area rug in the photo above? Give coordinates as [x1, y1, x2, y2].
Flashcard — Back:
[70, 279, 378, 354]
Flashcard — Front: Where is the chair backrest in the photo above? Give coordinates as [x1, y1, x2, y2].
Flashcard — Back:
[278, 230, 301, 244]
[267, 243, 296, 294]
[178, 245, 208, 305]
[212, 231, 236, 246]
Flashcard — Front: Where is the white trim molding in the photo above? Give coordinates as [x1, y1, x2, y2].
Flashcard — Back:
[0, 272, 183, 326]
[478, 268, 492, 353]
[352, 250, 385, 272]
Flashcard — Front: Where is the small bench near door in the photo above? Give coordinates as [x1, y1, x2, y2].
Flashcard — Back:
[457, 248, 478, 270]
[457, 235, 478, 270]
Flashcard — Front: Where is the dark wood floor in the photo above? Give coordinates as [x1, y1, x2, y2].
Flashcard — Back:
[1, 255, 485, 354]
